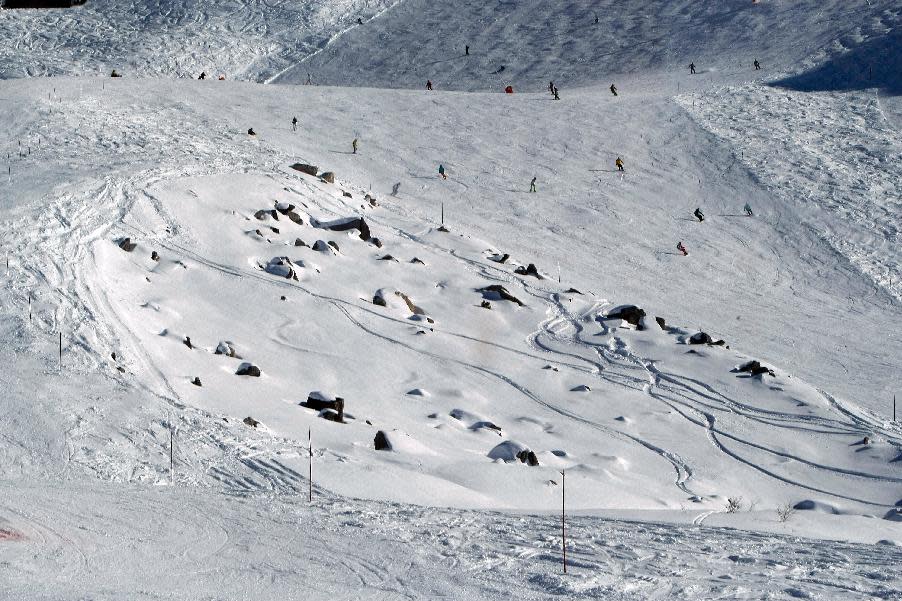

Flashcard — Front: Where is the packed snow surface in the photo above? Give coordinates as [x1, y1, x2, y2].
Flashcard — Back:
[1, 0, 901, 599]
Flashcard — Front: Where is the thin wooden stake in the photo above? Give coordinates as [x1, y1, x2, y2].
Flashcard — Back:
[894, 394, 896, 422]
[561, 469, 567, 574]
[441, 202, 444, 225]
[308, 428, 313, 502]
[170, 424, 175, 484]
[58, 332, 62, 371]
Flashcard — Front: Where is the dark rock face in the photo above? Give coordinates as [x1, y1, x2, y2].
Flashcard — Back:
[312, 240, 331, 252]
[290, 163, 318, 177]
[370, 237, 383, 248]
[514, 263, 542, 279]
[378, 254, 397, 261]
[374, 430, 392, 451]
[736, 360, 773, 376]
[607, 305, 645, 328]
[327, 241, 340, 253]
[294, 238, 306, 247]
[286, 211, 303, 225]
[655, 316, 667, 330]
[410, 257, 425, 265]
[118, 237, 137, 252]
[517, 450, 540, 466]
[302, 393, 345, 423]
[243, 416, 260, 428]
[689, 332, 726, 346]
[321, 217, 372, 241]
[478, 285, 524, 306]
[235, 363, 261, 377]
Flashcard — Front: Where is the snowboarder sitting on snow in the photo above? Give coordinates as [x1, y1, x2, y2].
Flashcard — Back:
[754, 59, 761, 71]
[110, 70, 122, 78]
[529, 176, 537, 192]
[198, 71, 206, 80]
[677, 241, 688, 256]
[744, 203, 754, 216]
[615, 157, 624, 172]
[610, 83, 618, 96]
[694, 207, 705, 222]
[352, 138, 358, 154]
[426, 80, 433, 91]
[438, 164, 447, 180]
[247, 128, 256, 136]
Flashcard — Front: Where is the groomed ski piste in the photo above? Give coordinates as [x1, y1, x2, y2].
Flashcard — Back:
[1, 0, 901, 599]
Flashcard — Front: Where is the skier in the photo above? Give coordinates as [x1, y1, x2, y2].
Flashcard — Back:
[594, 14, 599, 24]
[744, 203, 754, 216]
[677, 241, 688, 256]
[391, 182, 401, 196]
[689, 62, 696, 75]
[357, 17, 363, 25]
[754, 59, 761, 71]
[610, 83, 618, 96]
[247, 128, 256, 136]
[292, 116, 298, 132]
[553, 86, 560, 100]
[438, 164, 447, 180]
[549, 81, 555, 94]
[693, 207, 705, 222]
[198, 71, 207, 80]
[352, 138, 358, 154]
[529, 176, 537, 192]
[426, 80, 433, 91]
[305, 73, 313, 85]
[465, 45, 469, 56]
[615, 157, 624, 172]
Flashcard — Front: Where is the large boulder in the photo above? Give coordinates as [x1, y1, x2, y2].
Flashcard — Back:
[264, 257, 299, 281]
[290, 163, 318, 176]
[235, 363, 261, 377]
[514, 263, 543, 279]
[606, 305, 645, 328]
[735, 360, 773, 376]
[320, 171, 336, 184]
[302, 392, 345, 422]
[318, 216, 372, 241]
[689, 332, 726, 346]
[478, 285, 524, 306]
[118, 237, 137, 252]
[488, 440, 529, 462]
[374, 430, 392, 451]
[517, 449, 540, 466]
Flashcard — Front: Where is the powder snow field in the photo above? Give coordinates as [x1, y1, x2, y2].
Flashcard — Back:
[1, 0, 901, 599]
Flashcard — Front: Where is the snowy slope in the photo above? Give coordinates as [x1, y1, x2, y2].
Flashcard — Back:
[1, 0, 902, 598]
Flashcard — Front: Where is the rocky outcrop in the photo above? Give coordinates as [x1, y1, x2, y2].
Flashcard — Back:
[243, 416, 260, 428]
[118, 237, 137, 252]
[319, 217, 372, 242]
[374, 430, 392, 451]
[235, 363, 261, 377]
[606, 305, 645, 328]
[290, 163, 318, 177]
[478, 285, 524, 306]
[514, 263, 542, 279]
[689, 332, 726, 346]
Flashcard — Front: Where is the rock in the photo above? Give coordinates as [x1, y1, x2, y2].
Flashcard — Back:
[478, 285, 524, 306]
[243, 416, 260, 428]
[373, 293, 387, 307]
[606, 305, 645, 328]
[294, 238, 306, 247]
[118, 237, 137, 252]
[571, 384, 591, 392]
[689, 332, 726, 346]
[247, 128, 256, 136]
[264, 257, 299, 281]
[191, 377, 202, 387]
[275, 202, 295, 215]
[290, 163, 318, 177]
[342, 191, 352, 198]
[320, 217, 372, 241]
[280, 295, 286, 301]
[374, 430, 392, 451]
[320, 172, 335, 184]
[254, 229, 263, 236]
[286, 211, 303, 225]
[254, 209, 269, 220]
[884, 508, 902, 522]
[302, 393, 345, 422]
[235, 363, 261, 377]
[472, 421, 502, 435]
[514, 263, 543, 279]
[516, 450, 540, 466]
[319, 409, 344, 423]
[655, 316, 667, 330]
[183, 336, 193, 349]
[481, 300, 491, 309]
[327, 241, 340, 253]
[310, 240, 330, 253]
[488, 440, 529, 463]
[371, 237, 383, 248]
[270, 226, 280, 234]
[489, 253, 510, 264]
[215, 341, 237, 357]
[410, 257, 425, 265]
[736, 360, 773, 375]
[437, 225, 449, 233]
[378, 254, 397, 261]
[151, 251, 160, 261]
